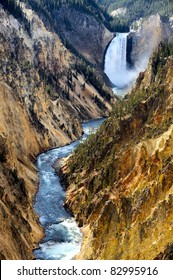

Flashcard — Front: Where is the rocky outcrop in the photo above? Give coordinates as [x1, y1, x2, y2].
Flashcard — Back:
[61, 45, 173, 259]
[0, 3, 113, 259]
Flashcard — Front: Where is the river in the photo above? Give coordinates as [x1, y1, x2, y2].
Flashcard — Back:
[33, 118, 105, 260]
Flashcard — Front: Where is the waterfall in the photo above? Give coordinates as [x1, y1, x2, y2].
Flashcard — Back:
[104, 32, 150, 96]
[104, 33, 128, 88]
[104, 33, 129, 89]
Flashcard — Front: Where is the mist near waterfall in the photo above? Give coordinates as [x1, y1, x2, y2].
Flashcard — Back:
[104, 33, 144, 95]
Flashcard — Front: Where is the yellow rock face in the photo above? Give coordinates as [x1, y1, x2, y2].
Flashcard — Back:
[0, 82, 44, 259]
[62, 51, 173, 260]
[0, 4, 113, 259]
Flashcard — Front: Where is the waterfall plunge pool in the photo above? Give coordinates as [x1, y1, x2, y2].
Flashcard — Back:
[33, 118, 105, 260]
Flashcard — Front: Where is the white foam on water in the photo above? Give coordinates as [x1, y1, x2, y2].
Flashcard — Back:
[34, 119, 105, 260]
[104, 33, 138, 96]
[34, 218, 82, 260]
[38, 240, 81, 260]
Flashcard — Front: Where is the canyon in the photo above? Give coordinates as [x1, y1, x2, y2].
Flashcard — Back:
[0, 2, 113, 259]
[1, 0, 173, 261]
[61, 43, 173, 260]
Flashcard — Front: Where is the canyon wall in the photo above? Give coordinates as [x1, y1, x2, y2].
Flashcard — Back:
[0, 3, 113, 259]
[54, 5, 114, 68]
[128, 14, 173, 71]
[61, 44, 173, 260]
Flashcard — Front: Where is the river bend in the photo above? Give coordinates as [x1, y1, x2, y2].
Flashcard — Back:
[33, 119, 105, 260]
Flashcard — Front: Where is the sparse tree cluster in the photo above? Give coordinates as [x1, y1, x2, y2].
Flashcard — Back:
[74, 59, 111, 102]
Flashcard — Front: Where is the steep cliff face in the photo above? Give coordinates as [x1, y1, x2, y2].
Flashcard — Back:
[0, 3, 113, 259]
[0, 81, 43, 259]
[0, 3, 112, 136]
[128, 14, 173, 70]
[54, 5, 113, 68]
[61, 44, 173, 259]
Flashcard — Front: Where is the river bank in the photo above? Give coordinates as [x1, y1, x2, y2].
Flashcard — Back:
[33, 119, 105, 260]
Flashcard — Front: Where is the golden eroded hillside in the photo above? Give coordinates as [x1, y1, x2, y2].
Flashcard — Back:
[61, 44, 173, 260]
[0, 2, 113, 259]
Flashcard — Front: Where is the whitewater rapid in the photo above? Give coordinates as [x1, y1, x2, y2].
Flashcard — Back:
[33, 119, 105, 260]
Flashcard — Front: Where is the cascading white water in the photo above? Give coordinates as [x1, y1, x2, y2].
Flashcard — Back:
[104, 33, 138, 95]
[104, 33, 129, 89]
